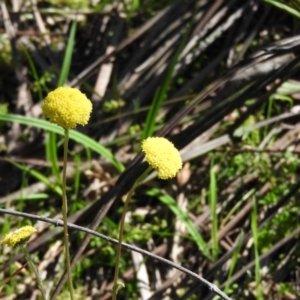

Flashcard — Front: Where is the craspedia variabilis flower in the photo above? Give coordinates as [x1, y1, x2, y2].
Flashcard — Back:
[1, 226, 37, 248]
[141, 137, 182, 180]
[42, 86, 92, 129]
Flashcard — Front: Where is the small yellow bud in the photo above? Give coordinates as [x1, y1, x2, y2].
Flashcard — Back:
[141, 137, 182, 180]
[42, 86, 92, 129]
[1, 226, 37, 248]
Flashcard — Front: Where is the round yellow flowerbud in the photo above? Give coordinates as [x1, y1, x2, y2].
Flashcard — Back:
[1, 226, 37, 248]
[42, 86, 92, 129]
[141, 137, 182, 180]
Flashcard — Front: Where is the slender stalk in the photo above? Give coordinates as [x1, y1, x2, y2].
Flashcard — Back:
[61, 128, 74, 300]
[112, 170, 149, 299]
[112, 182, 137, 299]
[22, 245, 47, 300]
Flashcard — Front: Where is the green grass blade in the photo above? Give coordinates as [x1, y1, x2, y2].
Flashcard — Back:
[251, 196, 263, 300]
[209, 161, 218, 261]
[147, 188, 211, 260]
[0, 113, 124, 172]
[142, 19, 193, 139]
[142, 86, 161, 139]
[264, 0, 300, 18]
[57, 21, 77, 86]
[73, 153, 81, 199]
[23, 48, 44, 100]
[46, 132, 61, 184]
[224, 232, 244, 294]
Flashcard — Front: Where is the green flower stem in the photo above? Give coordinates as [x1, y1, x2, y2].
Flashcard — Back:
[21, 245, 47, 300]
[62, 128, 74, 300]
[112, 169, 150, 300]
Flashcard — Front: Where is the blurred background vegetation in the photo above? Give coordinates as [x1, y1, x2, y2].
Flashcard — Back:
[0, 0, 300, 299]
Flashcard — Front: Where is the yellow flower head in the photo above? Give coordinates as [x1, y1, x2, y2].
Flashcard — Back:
[1, 226, 37, 248]
[141, 137, 182, 180]
[42, 86, 92, 129]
